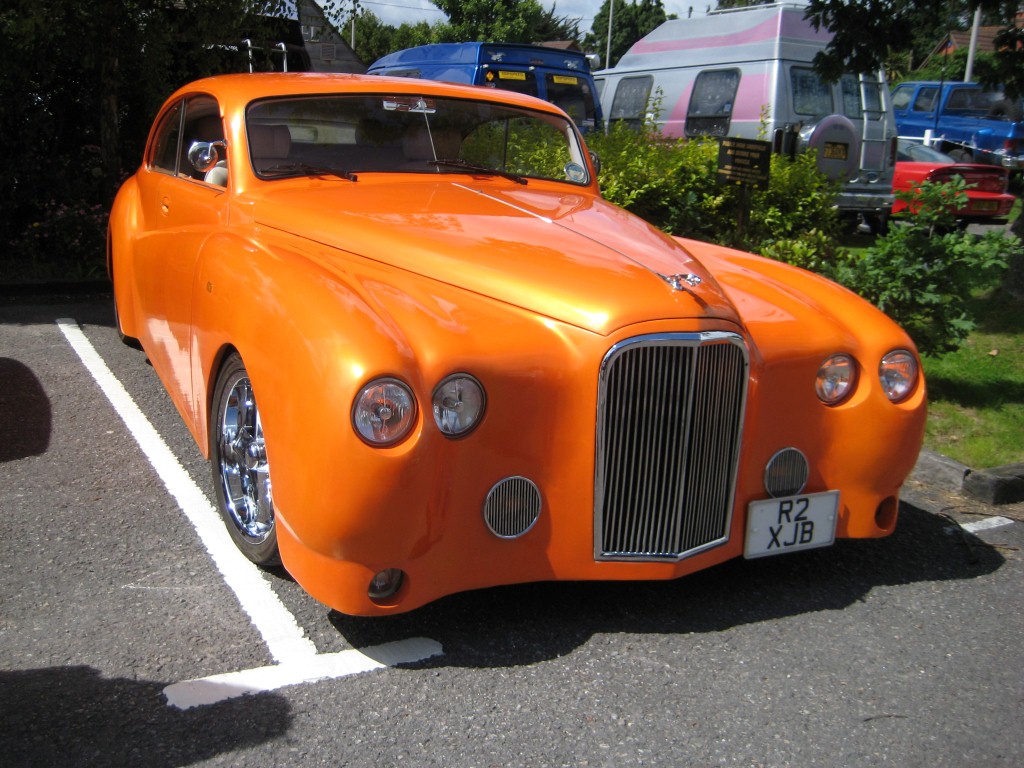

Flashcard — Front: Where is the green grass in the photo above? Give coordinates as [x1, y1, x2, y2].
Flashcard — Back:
[921, 284, 1024, 468]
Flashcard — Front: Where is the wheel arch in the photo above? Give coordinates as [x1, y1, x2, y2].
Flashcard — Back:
[108, 177, 142, 340]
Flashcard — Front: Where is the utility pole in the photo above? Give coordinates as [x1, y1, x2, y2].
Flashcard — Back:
[964, 5, 982, 82]
[605, 0, 615, 69]
[351, 0, 358, 50]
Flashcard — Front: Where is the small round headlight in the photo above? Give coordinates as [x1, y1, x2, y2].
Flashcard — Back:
[432, 373, 486, 437]
[816, 353, 856, 405]
[879, 350, 918, 402]
[352, 378, 417, 446]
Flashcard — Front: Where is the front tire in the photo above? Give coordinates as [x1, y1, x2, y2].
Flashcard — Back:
[210, 353, 280, 566]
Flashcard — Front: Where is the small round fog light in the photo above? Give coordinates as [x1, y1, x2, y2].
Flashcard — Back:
[368, 568, 405, 601]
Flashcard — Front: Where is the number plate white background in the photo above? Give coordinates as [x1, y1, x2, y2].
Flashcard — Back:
[744, 491, 839, 559]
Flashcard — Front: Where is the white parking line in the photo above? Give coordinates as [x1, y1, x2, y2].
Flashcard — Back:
[57, 318, 442, 707]
[954, 516, 1015, 534]
[164, 638, 443, 710]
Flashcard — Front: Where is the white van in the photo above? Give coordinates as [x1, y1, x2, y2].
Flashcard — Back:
[594, 3, 897, 228]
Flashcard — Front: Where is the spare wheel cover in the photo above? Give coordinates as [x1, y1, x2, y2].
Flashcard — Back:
[802, 114, 860, 181]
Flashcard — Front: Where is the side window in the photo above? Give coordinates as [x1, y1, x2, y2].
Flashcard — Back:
[150, 101, 184, 175]
[891, 85, 913, 111]
[609, 75, 653, 128]
[841, 75, 883, 120]
[791, 67, 832, 116]
[912, 87, 938, 112]
[180, 96, 227, 186]
[685, 68, 740, 136]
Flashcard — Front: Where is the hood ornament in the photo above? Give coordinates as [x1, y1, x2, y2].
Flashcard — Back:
[660, 273, 703, 292]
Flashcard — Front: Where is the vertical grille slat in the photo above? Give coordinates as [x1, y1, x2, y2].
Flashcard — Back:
[595, 333, 748, 560]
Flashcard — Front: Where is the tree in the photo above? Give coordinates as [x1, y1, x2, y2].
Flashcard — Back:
[430, 0, 577, 43]
[0, 0, 292, 273]
[805, 0, 1024, 96]
[583, 0, 672, 68]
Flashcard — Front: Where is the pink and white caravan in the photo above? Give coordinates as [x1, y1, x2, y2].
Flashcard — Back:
[595, 2, 897, 231]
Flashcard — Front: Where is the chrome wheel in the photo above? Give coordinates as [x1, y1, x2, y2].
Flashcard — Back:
[211, 354, 279, 565]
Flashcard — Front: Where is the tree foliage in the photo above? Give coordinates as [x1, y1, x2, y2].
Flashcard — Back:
[1, 1, 295, 274]
[340, 2, 584, 68]
[805, 0, 1024, 96]
[832, 179, 1018, 356]
[583, 0, 672, 68]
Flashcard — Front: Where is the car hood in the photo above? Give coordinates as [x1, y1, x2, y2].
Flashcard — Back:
[251, 179, 740, 335]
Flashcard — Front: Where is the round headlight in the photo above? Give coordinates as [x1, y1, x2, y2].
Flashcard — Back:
[879, 350, 918, 403]
[432, 373, 486, 437]
[352, 378, 417, 446]
[816, 353, 856, 404]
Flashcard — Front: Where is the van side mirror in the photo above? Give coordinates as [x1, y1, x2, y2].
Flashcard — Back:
[589, 149, 602, 175]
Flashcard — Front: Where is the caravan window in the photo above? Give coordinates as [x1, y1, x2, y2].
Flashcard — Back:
[791, 67, 832, 116]
[841, 75, 883, 120]
[685, 69, 740, 137]
[609, 76, 653, 128]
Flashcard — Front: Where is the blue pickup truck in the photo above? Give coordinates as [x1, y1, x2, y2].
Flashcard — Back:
[367, 42, 602, 132]
[891, 81, 1024, 169]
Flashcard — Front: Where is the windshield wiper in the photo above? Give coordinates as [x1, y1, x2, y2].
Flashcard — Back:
[428, 158, 527, 185]
[259, 162, 358, 182]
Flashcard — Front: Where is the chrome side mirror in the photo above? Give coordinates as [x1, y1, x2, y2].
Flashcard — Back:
[188, 140, 227, 173]
[589, 149, 602, 175]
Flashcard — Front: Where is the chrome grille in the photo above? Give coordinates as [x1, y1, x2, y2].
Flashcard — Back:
[595, 333, 747, 560]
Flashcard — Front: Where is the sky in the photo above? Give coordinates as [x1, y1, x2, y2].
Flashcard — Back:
[357, 1, 712, 36]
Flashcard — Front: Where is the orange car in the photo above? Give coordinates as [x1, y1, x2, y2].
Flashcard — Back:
[109, 73, 926, 616]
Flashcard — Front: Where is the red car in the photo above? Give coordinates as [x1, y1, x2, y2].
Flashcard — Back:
[893, 139, 1016, 221]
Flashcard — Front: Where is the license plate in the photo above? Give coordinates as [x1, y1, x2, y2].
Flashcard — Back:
[744, 491, 839, 559]
[823, 142, 848, 160]
[970, 200, 999, 212]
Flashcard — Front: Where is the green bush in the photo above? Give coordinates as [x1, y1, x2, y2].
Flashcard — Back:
[586, 120, 842, 263]
[833, 178, 1020, 356]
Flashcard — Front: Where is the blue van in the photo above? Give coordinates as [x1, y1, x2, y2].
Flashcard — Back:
[367, 42, 602, 132]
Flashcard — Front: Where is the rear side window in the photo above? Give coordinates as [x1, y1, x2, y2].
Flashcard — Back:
[791, 67, 832, 116]
[891, 86, 913, 111]
[483, 69, 538, 98]
[609, 75, 653, 128]
[545, 74, 598, 131]
[912, 87, 938, 112]
[685, 69, 740, 136]
[150, 101, 184, 175]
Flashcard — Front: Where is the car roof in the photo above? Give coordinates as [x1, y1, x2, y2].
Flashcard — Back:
[167, 72, 569, 119]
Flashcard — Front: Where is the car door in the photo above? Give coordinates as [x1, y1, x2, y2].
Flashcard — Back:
[133, 94, 229, 430]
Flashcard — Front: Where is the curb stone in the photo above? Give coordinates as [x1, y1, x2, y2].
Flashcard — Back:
[901, 449, 1024, 522]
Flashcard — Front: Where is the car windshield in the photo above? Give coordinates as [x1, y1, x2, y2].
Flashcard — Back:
[245, 93, 590, 185]
[897, 140, 955, 163]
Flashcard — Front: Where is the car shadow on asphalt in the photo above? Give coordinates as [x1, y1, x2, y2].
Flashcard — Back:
[328, 502, 1006, 667]
[0, 665, 291, 767]
[0, 358, 51, 461]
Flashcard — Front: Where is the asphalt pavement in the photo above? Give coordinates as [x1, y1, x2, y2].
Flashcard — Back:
[1, 293, 1021, 768]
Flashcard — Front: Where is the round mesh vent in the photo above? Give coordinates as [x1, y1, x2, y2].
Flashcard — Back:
[764, 448, 809, 498]
[483, 476, 541, 538]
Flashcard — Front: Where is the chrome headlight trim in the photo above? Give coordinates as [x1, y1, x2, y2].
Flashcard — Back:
[879, 349, 919, 403]
[352, 377, 417, 446]
[431, 373, 486, 438]
[816, 353, 857, 405]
